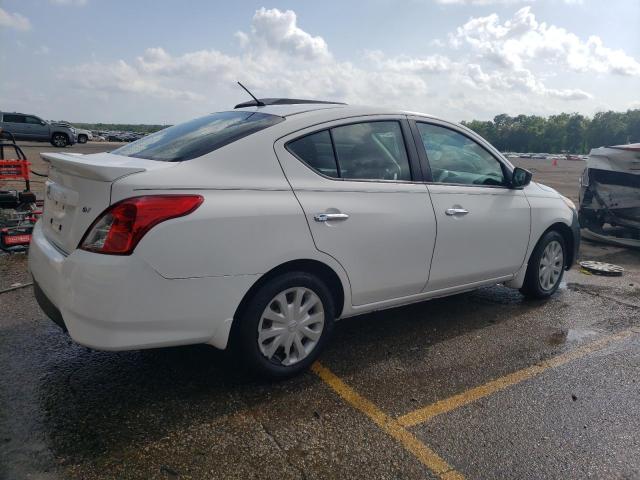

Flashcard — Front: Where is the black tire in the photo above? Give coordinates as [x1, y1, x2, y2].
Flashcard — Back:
[78, 134, 88, 144]
[235, 272, 335, 379]
[51, 133, 68, 147]
[520, 230, 566, 299]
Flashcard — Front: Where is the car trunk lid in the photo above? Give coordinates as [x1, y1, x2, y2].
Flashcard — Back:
[40, 152, 175, 253]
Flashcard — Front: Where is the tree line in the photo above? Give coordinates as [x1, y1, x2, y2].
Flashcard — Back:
[461, 109, 640, 154]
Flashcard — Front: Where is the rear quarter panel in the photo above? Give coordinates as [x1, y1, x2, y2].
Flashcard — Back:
[110, 129, 353, 311]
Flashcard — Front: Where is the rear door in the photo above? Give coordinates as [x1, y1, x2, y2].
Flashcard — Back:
[2, 114, 28, 139]
[275, 117, 437, 306]
[410, 119, 531, 292]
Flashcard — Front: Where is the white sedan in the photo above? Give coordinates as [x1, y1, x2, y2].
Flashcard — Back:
[29, 99, 580, 378]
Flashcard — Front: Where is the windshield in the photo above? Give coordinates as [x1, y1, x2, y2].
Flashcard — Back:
[112, 111, 284, 162]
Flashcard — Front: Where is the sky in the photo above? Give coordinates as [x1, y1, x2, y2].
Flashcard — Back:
[0, 0, 639, 124]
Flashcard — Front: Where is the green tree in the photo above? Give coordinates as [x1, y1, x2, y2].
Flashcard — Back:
[461, 109, 639, 154]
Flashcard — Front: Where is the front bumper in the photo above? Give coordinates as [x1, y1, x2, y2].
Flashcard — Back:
[28, 222, 258, 350]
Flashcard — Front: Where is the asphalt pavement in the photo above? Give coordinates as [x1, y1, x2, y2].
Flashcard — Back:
[1, 144, 639, 479]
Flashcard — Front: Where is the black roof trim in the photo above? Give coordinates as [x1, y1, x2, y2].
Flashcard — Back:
[234, 98, 346, 109]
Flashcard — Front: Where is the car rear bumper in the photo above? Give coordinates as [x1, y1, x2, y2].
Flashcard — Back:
[28, 221, 258, 350]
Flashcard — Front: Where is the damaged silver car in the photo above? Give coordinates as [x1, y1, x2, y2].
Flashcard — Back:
[579, 143, 640, 248]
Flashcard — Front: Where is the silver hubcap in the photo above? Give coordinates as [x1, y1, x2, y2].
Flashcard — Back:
[539, 240, 564, 291]
[54, 136, 65, 146]
[258, 287, 324, 366]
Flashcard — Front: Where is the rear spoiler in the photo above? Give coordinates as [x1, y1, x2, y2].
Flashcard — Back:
[40, 152, 166, 182]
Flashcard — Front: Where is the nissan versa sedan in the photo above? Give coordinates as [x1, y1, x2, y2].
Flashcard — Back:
[29, 99, 580, 378]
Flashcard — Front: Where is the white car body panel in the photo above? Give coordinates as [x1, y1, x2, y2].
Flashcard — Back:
[41, 152, 177, 253]
[274, 115, 437, 306]
[29, 222, 257, 349]
[425, 184, 530, 291]
[28, 103, 578, 353]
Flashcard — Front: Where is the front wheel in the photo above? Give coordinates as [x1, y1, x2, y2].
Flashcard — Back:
[51, 133, 68, 147]
[235, 272, 335, 379]
[520, 230, 566, 299]
[77, 134, 88, 144]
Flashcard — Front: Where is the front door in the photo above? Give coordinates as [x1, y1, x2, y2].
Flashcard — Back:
[413, 120, 531, 292]
[275, 118, 437, 306]
[24, 115, 49, 140]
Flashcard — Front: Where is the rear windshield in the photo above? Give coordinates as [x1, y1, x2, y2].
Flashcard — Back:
[112, 111, 284, 162]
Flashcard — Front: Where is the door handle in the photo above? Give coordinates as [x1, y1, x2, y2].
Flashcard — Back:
[445, 208, 469, 216]
[314, 213, 350, 222]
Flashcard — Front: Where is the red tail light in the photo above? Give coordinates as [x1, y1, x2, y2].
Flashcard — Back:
[79, 195, 203, 255]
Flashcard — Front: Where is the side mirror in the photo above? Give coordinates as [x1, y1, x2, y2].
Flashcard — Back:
[511, 167, 532, 189]
[40, 120, 47, 125]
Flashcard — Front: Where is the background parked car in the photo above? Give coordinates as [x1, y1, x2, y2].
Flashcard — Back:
[75, 128, 93, 144]
[0, 112, 76, 147]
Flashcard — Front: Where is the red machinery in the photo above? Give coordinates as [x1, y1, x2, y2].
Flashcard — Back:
[0, 131, 43, 252]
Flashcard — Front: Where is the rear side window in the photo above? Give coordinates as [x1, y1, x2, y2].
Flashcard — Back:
[3, 114, 25, 123]
[287, 121, 412, 181]
[112, 111, 284, 162]
[332, 122, 411, 181]
[287, 130, 338, 177]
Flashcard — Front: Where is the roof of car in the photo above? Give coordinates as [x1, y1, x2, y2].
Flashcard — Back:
[232, 102, 429, 119]
[233, 102, 349, 117]
[234, 98, 346, 109]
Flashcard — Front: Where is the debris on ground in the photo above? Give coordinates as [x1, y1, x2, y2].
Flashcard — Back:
[578, 260, 625, 276]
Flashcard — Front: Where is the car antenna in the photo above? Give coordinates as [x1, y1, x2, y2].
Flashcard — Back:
[237, 81, 265, 107]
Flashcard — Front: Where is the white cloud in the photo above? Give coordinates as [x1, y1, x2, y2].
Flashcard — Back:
[437, 0, 529, 4]
[60, 9, 442, 107]
[460, 63, 591, 100]
[0, 7, 31, 31]
[60, 60, 203, 101]
[451, 7, 640, 76]
[35, 45, 50, 55]
[57, 6, 639, 121]
[436, 0, 583, 4]
[49, 0, 88, 6]
[242, 7, 331, 61]
[365, 50, 452, 73]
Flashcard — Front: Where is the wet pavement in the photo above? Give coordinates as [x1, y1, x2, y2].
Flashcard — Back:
[1, 240, 639, 480]
[2, 144, 640, 479]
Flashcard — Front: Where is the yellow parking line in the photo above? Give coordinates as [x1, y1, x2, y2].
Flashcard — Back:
[397, 328, 636, 428]
[312, 362, 465, 480]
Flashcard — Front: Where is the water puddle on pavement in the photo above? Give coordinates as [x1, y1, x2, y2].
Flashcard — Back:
[546, 327, 598, 345]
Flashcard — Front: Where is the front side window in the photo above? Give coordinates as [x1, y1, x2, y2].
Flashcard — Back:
[417, 123, 505, 186]
[25, 116, 42, 124]
[113, 111, 284, 162]
[287, 121, 412, 181]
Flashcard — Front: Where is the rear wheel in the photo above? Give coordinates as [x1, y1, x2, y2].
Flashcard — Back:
[520, 230, 566, 299]
[51, 133, 68, 147]
[235, 272, 335, 379]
